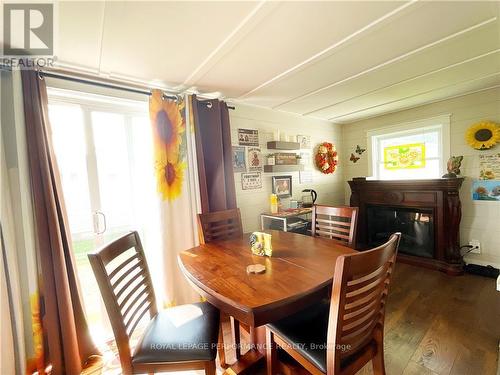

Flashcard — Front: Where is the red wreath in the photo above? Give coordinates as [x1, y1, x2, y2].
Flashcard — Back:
[315, 142, 338, 174]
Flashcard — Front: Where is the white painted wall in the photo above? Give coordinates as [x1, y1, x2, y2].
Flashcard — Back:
[341, 87, 500, 267]
[229, 105, 344, 232]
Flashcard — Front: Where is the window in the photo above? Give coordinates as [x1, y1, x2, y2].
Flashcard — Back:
[368, 116, 450, 180]
[47, 87, 161, 351]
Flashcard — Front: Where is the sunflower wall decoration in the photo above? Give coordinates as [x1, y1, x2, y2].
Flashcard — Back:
[150, 90, 187, 201]
[315, 142, 338, 174]
[465, 121, 500, 150]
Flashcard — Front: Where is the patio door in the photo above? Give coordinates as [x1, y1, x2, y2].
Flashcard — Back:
[47, 87, 159, 348]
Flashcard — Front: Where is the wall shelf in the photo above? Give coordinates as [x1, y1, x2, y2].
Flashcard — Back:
[267, 141, 300, 150]
[264, 164, 304, 173]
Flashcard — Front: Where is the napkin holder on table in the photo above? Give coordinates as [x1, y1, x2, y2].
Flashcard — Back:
[249, 232, 272, 257]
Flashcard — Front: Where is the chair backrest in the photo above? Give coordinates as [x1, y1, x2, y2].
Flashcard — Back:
[88, 231, 158, 372]
[311, 205, 358, 248]
[326, 233, 401, 374]
[197, 208, 243, 244]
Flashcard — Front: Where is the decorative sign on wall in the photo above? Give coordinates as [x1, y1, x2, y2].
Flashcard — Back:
[384, 143, 425, 170]
[238, 128, 259, 146]
[465, 121, 499, 150]
[242, 172, 262, 190]
[472, 179, 500, 201]
[247, 147, 263, 171]
[299, 170, 313, 183]
[299, 151, 312, 167]
[297, 135, 311, 149]
[479, 153, 500, 180]
[232, 146, 246, 173]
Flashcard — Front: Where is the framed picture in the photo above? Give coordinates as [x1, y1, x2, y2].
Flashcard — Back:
[297, 135, 311, 149]
[472, 180, 500, 201]
[238, 128, 259, 146]
[247, 147, 263, 172]
[272, 175, 292, 198]
[242, 172, 262, 190]
[232, 146, 246, 172]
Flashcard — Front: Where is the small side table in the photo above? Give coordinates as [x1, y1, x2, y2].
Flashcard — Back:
[260, 208, 312, 232]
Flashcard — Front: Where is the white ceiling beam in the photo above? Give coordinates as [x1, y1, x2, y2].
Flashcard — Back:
[280, 16, 498, 113]
[237, 0, 419, 100]
[334, 84, 500, 124]
[305, 47, 500, 116]
[183, 0, 278, 87]
[328, 72, 500, 121]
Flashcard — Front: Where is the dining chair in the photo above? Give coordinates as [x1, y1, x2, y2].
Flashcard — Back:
[266, 233, 401, 375]
[197, 208, 247, 366]
[88, 231, 219, 375]
[312, 205, 358, 249]
[197, 208, 243, 244]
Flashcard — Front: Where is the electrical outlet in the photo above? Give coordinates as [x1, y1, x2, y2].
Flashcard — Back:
[469, 239, 481, 254]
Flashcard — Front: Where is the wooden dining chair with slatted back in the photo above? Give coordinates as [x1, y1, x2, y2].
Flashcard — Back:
[312, 205, 358, 249]
[88, 231, 219, 375]
[197, 208, 245, 367]
[197, 208, 243, 244]
[266, 233, 401, 375]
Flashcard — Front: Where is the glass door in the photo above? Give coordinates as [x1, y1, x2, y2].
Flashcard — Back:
[47, 90, 158, 349]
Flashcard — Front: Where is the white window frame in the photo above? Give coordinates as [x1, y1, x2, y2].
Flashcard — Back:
[367, 115, 451, 180]
[46, 87, 153, 345]
[47, 87, 149, 236]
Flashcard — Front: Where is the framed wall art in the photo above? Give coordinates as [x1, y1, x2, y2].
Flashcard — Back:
[242, 172, 262, 190]
[272, 175, 292, 198]
[232, 146, 246, 173]
[238, 128, 259, 146]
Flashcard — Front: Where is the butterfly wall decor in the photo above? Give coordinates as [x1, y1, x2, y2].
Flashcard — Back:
[350, 153, 360, 163]
[355, 145, 366, 155]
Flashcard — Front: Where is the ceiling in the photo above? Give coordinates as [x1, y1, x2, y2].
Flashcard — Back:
[55, 1, 500, 123]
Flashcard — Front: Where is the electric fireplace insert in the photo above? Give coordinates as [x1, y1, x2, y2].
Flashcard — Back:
[367, 206, 434, 258]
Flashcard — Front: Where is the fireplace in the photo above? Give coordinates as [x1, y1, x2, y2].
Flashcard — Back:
[348, 178, 464, 275]
[367, 206, 434, 259]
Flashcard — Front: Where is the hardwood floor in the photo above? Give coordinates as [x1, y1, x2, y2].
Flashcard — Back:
[359, 263, 499, 375]
[230, 263, 499, 375]
[99, 263, 498, 375]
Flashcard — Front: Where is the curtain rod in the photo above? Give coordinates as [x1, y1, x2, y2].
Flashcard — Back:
[39, 69, 180, 100]
[39, 68, 235, 109]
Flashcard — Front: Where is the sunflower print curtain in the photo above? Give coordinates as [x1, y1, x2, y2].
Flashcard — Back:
[150, 90, 188, 201]
[149, 91, 202, 306]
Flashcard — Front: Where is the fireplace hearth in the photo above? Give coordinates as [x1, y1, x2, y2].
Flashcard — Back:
[348, 178, 464, 275]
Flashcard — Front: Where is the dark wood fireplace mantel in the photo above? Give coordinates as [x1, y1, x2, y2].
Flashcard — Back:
[348, 178, 464, 275]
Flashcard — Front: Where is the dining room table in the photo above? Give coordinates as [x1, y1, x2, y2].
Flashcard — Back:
[178, 229, 356, 374]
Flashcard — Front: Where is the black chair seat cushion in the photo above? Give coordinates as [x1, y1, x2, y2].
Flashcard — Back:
[132, 302, 219, 364]
[268, 301, 330, 373]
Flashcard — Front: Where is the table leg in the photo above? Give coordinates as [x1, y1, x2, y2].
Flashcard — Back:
[221, 324, 265, 375]
[218, 313, 229, 369]
[230, 317, 241, 360]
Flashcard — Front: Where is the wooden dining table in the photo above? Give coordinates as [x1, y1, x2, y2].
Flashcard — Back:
[178, 230, 356, 374]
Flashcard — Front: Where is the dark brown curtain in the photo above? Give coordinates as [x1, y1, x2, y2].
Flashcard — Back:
[191, 95, 237, 213]
[21, 69, 100, 374]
